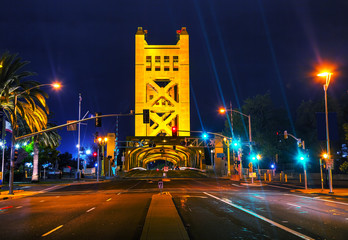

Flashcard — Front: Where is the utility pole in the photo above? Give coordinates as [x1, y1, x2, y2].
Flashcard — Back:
[114, 116, 119, 176]
[77, 93, 82, 180]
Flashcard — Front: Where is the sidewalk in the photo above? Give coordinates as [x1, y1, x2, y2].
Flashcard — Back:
[0, 178, 110, 201]
[291, 188, 348, 197]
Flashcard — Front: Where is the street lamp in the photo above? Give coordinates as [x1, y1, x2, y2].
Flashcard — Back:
[8, 82, 61, 194]
[317, 72, 333, 193]
[219, 107, 252, 178]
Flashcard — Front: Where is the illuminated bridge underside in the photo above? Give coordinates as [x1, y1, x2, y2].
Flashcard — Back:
[125, 137, 205, 170]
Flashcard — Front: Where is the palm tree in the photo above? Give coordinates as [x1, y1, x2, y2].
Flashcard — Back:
[1, 52, 51, 185]
[0, 52, 49, 134]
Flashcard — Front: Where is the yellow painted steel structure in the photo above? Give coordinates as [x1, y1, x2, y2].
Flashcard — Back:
[104, 133, 115, 176]
[135, 27, 190, 137]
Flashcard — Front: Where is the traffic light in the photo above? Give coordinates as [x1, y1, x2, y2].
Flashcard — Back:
[284, 130, 288, 139]
[93, 152, 97, 157]
[172, 126, 178, 137]
[95, 112, 102, 127]
[143, 109, 150, 124]
[297, 139, 302, 147]
[202, 132, 208, 140]
[231, 140, 241, 150]
[14, 149, 18, 160]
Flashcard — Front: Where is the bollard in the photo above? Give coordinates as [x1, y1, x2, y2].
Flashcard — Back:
[285, 174, 287, 182]
[269, 173, 271, 182]
[264, 173, 267, 181]
[280, 173, 282, 182]
[299, 174, 301, 183]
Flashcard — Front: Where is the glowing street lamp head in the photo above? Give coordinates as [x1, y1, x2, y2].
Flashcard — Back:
[219, 108, 226, 114]
[322, 153, 329, 159]
[317, 72, 331, 77]
[52, 82, 62, 89]
[104, 137, 108, 142]
[256, 154, 262, 160]
[98, 137, 102, 142]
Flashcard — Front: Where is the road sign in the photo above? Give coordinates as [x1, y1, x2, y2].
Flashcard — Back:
[326, 159, 334, 169]
[67, 121, 77, 131]
[249, 172, 256, 178]
[248, 162, 253, 172]
[158, 181, 163, 189]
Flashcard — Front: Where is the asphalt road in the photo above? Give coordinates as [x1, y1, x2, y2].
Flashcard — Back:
[1, 178, 348, 240]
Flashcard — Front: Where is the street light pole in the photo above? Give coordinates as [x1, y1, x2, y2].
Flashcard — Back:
[9, 95, 18, 194]
[318, 72, 333, 193]
[8, 83, 61, 194]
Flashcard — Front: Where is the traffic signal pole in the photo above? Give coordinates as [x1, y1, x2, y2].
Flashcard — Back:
[284, 131, 307, 189]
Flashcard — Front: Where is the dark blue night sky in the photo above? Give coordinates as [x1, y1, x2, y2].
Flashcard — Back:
[1, 0, 347, 155]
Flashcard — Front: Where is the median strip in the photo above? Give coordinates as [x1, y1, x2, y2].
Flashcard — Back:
[204, 192, 314, 240]
[140, 193, 189, 240]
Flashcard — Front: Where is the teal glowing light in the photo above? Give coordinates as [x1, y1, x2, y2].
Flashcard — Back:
[202, 133, 208, 139]
[297, 153, 308, 163]
[231, 140, 241, 150]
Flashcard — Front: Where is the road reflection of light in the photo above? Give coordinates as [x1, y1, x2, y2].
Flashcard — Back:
[180, 197, 188, 210]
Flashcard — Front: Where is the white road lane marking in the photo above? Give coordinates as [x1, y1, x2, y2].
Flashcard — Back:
[41, 225, 63, 237]
[232, 184, 243, 188]
[16, 206, 23, 209]
[254, 196, 265, 200]
[287, 203, 301, 208]
[40, 200, 45, 203]
[117, 192, 121, 195]
[204, 192, 314, 240]
[86, 207, 95, 213]
[283, 194, 348, 206]
[106, 198, 112, 201]
[268, 184, 293, 190]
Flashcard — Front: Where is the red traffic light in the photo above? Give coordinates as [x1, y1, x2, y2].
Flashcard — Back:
[93, 152, 97, 157]
[172, 126, 178, 137]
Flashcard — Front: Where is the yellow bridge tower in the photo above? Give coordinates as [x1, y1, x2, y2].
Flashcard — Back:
[135, 27, 190, 137]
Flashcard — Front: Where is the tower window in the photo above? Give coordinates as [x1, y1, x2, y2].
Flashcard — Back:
[173, 56, 179, 71]
[146, 56, 152, 71]
[155, 56, 161, 71]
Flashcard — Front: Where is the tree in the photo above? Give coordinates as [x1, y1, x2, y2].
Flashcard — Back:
[1, 52, 51, 184]
[0, 52, 49, 134]
[223, 93, 290, 166]
[339, 161, 348, 174]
